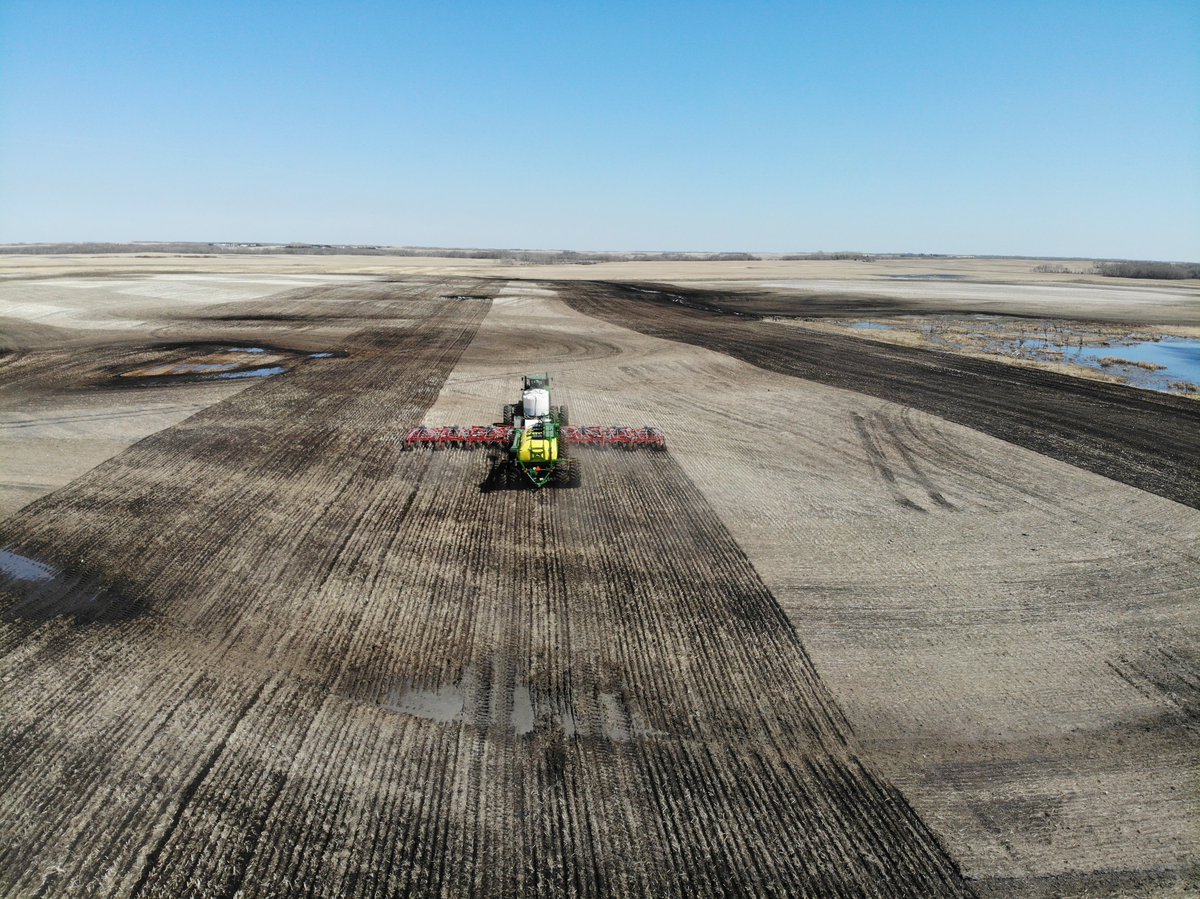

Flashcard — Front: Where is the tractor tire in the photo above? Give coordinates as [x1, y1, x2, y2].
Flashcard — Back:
[507, 462, 524, 491]
[502, 404, 515, 426]
[551, 463, 569, 488]
[552, 458, 580, 488]
[559, 405, 570, 426]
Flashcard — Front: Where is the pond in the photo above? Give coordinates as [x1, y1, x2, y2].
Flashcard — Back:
[1024, 337, 1200, 392]
[848, 321, 894, 331]
[210, 366, 287, 380]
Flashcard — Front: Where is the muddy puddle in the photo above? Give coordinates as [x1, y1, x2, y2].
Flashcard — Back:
[212, 365, 287, 380]
[375, 671, 642, 742]
[1, 547, 143, 623]
[114, 344, 341, 386]
[511, 682, 534, 734]
[0, 549, 57, 582]
[382, 683, 465, 723]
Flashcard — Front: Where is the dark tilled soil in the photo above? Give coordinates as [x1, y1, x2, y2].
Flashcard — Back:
[0, 283, 973, 896]
[561, 282, 1200, 509]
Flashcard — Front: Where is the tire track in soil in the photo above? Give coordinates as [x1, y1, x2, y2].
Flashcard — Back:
[560, 281, 1200, 509]
[852, 412, 926, 512]
[872, 412, 957, 510]
[850, 410, 957, 512]
[0, 278, 974, 896]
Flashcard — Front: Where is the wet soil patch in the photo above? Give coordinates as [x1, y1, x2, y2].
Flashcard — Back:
[615, 281, 950, 320]
[619, 279, 1193, 325]
[564, 282, 1200, 509]
[104, 341, 344, 387]
[1, 548, 145, 624]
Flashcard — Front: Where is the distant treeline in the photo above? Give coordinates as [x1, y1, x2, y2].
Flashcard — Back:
[1091, 261, 1200, 280]
[0, 242, 883, 264]
[0, 242, 767, 263]
[780, 252, 875, 261]
[11, 243, 1190, 277]
[1033, 260, 1200, 279]
[0, 241, 553, 259]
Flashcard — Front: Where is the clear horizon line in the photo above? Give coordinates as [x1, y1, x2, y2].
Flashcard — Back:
[1, 241, 1197, 266]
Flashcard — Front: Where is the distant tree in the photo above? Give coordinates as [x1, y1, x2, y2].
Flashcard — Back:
[1092, 261, 1200, 280]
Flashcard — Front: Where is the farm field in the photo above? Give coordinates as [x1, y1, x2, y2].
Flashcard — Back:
[1, 260, 1198, 897]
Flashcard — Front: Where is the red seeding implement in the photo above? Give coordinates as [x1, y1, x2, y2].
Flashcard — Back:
[404, 425, 514, 446]
[405, 374, 665, 489]
[562, 425, 666, 447]
[403, 425, 666, 449]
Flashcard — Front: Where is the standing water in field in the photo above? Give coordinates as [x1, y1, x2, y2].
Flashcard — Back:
[210, 366, 287, 380]
[0, 550, 57, 582]
[1022, 336, 1200, 393]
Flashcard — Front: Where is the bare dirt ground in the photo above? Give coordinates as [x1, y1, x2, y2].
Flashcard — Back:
[4, 251, 1197, 299]
[435, 283, 1199, 897]
[1, 257, 1197, 897]
[0, 272, 375, 514]
[747, 278, 1200, 325]
[560, 282, 1200, 508]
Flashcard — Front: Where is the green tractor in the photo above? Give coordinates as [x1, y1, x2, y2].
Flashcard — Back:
[404, 373, 664, 487]
[489, 374, 579, 489]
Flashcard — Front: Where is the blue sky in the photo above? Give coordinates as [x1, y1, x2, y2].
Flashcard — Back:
[1, 1, 1197, 258]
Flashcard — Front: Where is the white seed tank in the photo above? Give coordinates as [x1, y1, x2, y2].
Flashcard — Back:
[522, 388, 550, 419]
